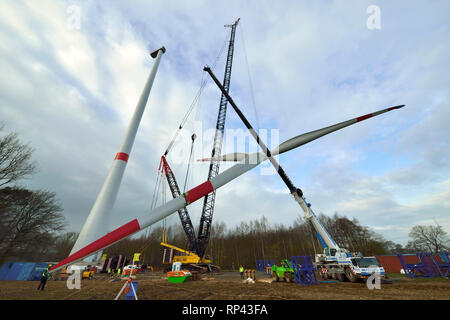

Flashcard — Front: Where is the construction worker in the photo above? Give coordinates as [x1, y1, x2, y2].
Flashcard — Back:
[239, 265, 244, 279]
[117, 267, 121, 277]
[37, 265, 52, 291]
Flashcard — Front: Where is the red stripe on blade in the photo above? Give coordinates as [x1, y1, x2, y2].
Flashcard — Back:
[49, 219, 140, 272]
[115, 152, 129, 162]
[356, 113, 373, 122]
[185, 181, 214, 204]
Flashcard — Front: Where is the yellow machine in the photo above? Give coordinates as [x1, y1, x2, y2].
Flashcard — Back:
[159, 222, 218, 272]
[82, 270, 94, 279]
[161, 242, 212, 264]
[160, 242, 218, 272]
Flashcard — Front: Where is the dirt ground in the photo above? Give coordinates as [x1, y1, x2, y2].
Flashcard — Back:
[0, 271, 449, 300]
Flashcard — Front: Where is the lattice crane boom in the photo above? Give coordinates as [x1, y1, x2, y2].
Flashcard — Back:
[196, 18, 240, 258]
[159, 155, 197, 251]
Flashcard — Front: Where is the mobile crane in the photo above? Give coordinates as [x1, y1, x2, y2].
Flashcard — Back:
[297, 199, 385, 282]
[204, 67, 394, 283]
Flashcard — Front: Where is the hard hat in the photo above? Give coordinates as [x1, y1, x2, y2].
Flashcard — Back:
[48, 264, 52, 267]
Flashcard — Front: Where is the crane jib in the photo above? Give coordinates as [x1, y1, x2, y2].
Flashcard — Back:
[196, 18, 240, 258]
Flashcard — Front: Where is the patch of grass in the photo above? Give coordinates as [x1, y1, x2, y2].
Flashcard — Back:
[386, 273, 405, 279]
[386, 272, 449, 282]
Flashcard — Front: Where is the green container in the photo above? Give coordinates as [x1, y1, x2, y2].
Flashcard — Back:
[167, 272, 191, 283]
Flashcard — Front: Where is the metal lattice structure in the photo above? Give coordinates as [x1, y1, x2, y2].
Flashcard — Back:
[159, 156, 197, 251]
[196, 18, 240, 258]
[397, 253, 430, 278]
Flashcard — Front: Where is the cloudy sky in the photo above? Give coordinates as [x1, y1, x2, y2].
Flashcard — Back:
[0, 0, 448, 247]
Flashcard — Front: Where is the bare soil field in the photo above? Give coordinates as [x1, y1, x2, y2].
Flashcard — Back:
[0, 271, 448, 300]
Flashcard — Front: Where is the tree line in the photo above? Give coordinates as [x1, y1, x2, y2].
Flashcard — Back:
[99, 213, 449, 270]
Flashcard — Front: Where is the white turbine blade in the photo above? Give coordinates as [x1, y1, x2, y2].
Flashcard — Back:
[198, 105, 405, 162]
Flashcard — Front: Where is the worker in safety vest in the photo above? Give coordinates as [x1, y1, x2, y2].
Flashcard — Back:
[37, 265, 52, 291]
[117, 268, 121, 276]
[239, 265, 244, 279]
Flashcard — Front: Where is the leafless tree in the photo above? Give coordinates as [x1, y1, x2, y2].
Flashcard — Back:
[408, 224, 449, 253]
[0, 124, 37, 187]
[0, 187, 65, 263]
[50, 232, 79, 261]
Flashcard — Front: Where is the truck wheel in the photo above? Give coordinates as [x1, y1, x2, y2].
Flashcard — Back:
[345, 268, 358, 283]
[284, 272, 292, 283]
[272, 271, 280, 282]
[337, 273, 346, 282]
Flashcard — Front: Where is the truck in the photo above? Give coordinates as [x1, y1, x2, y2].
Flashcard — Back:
[296, 193, 386, 283]
[271, 259, 294, 283]
[269, 192, 385, 284]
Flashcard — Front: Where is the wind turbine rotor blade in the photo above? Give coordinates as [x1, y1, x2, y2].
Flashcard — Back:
[198, 105, 405, 162]
[274, 105, 405, 155]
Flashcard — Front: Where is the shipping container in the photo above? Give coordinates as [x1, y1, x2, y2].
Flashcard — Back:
[376, 254, 442, 273]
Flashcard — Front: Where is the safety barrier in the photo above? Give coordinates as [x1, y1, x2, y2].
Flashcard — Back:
[417, 253, 449, 278]
[397, 254, 428, 278]
[439, 252, 450, 263]
[290, 256, 318, 286]
[397, 253, 449, 278]
[256, 259, 275, 274]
